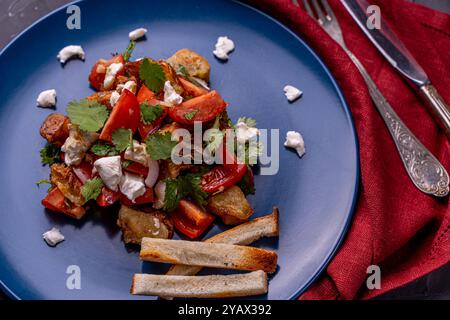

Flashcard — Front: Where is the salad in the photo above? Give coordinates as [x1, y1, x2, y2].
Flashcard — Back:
[38, 45, 259, 242]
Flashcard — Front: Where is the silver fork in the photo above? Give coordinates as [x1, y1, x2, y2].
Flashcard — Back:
[301, 0, 449, 197]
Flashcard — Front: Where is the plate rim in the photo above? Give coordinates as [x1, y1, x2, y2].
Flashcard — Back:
[0, 0, 360, 300]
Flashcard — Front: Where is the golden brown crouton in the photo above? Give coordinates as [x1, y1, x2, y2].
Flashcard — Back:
[50, 163, 85, 206]
[117, 206, 173, 245]
[39, 113, 70, 147]
[167, 49, 210, 82]
[207, 186, 254, 225]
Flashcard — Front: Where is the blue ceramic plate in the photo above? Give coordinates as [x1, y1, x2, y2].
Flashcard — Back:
[0, 0, 359, 300]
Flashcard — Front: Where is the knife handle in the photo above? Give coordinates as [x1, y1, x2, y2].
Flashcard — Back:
[419, 84, 450, 140]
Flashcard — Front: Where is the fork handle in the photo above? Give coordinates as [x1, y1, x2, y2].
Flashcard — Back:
[419, 84, 450, 139]
[345, 50, 449, 197]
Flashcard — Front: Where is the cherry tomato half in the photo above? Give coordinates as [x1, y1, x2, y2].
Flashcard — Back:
[137, 85, 167, 139]
[171, 200, 215, 239]
[88, 54, 125, 91]
[178, 77, 208, 98]
[96, 187, 121, 207]
[120, 187, 154, 206]
[99, 89, 140, 142]
[167, 91, 227, 125]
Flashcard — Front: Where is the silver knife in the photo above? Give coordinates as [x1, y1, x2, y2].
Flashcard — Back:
[341, 0, 450, 139]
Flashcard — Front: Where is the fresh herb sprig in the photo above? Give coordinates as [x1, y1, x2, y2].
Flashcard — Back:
[66, 99, 109, 132]
[139, 58, 166, 92]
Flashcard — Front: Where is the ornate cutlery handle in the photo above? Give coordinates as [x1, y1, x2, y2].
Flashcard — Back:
[419, 84, 450, 139]
[345, 50, 449, 197]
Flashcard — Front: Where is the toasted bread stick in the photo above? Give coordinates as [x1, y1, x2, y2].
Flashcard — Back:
[167, 208, 279, 277]
[140, 238, 278, 273]
[131, 270, 268, 298]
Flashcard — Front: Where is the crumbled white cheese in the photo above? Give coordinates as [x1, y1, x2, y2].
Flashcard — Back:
[110, 91, 121, 107]
[119, 172, 146, 202]
[93, 156, 122, 191]
[103, 62, 123, 89]
[61, 125, 99, 166]
[192, 77, 210, 90]
[129, 28, 148, 41]
[153, 181, 166, 209]
[284, 85, 303, 102]
[57, 45, 85, 64]
[164, 81, 183, 105]
[36, 89, 57, 108]
[235, 122, 260, 144]
[284, 131, 306, 157]
[124, 140, 149, 165]
[43, 227, 65, 247]
[213, 36, 235, 60]
[117, 80, 137, 94]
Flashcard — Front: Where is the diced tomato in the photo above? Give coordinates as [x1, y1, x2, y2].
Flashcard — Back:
[138, 121, 164, 140]
[137, 85, 167, 139]
[171, 200, 215, 239]
[138, 105, 167, 139]
[201, 141, 248, 193]
[167, 91, 227, 124]
[72, 162, 93, 184]
[137, 85, 160, 105]
[96, 187, 121, 207]
[88, 55, 125, 91]
[124, 162, 148, 177]
[120, 187, 154, 206]
[42, 188, 66, 212]
[99, 89, 140, 142]
[42, 188, 86, 219]
[178, 77, 208, 97]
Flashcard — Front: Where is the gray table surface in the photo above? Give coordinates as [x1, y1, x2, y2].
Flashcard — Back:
[0, 0, 449, 300]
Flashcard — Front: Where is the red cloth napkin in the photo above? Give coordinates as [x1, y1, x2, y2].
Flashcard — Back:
[245, 0, 450, 299]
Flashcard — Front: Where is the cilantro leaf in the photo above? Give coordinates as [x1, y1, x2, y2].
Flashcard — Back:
[90, 141, 119, 157]
[162, 172, 208, 211]
[184, 110, 198, 121]
[236, 116, 257, 128]
[139, 58, 166, 92]
[112, 128, 133, 152]
[145, 132, 178, 160]
[81, 177, 104, 203]
[140, 103, 164, 124]
[66, 99, 109, 132]
[40, 144, 61, 166]
[36, 179, 51, 187]
[163, 178, 181, 212]
[182, 173, 208, 207]
[123, 41, 136, 62]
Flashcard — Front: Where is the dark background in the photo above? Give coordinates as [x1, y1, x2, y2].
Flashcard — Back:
[0, 0, 449, 300]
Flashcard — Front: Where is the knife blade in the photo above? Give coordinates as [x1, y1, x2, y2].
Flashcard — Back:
[341, 0, 450, 139]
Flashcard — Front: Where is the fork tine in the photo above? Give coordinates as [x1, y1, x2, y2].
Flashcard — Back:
[320, 0, 336, 21]
[302, 0, 315, 18]
[311, 0, 326, 23]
